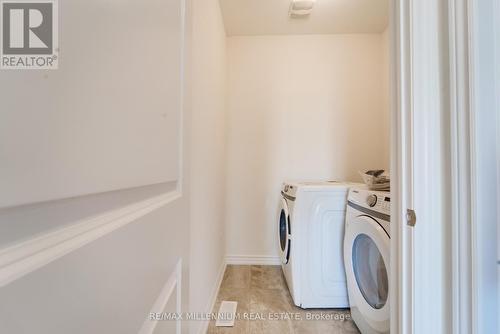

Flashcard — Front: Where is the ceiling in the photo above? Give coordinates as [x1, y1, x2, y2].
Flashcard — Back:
[219, 0, 389, 36]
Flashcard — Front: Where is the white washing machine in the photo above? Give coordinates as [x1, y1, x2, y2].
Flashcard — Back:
[279, 181, 360, 308]
[344, 187, 390, 334]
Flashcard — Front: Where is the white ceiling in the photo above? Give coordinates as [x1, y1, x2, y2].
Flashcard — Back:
[219, 0, 389, 36]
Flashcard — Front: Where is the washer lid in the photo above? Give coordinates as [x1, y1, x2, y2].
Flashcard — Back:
[283, 180, 362, 192]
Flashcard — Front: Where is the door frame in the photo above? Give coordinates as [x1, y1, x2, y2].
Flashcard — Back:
[392, 0, 454, 332]
[392, 0, 462, 331]
[390, 0, 414, 332]
[393, 0, 500, 333]
[393, 0, 453, 329]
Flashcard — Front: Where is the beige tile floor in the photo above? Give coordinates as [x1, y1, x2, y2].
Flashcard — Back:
[207, 265, 360, 334]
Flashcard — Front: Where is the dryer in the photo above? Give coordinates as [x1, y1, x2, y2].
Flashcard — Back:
[344, 187, 390, 334]
[279, 181, 359, 308]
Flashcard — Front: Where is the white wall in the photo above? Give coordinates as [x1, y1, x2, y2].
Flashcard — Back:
[189, 0, 227, 333]
[471, 0, 499, 331]
[225, 34, 390, 258]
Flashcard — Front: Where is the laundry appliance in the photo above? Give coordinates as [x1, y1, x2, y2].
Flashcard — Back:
[279, 181, 358, 308]
[344, 187, 390, 334]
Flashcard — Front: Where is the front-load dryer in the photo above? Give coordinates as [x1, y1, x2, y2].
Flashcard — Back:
[344, 187, 390, 334]
[279, 181, 360, 308]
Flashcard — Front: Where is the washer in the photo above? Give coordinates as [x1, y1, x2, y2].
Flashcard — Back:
[344, 187, 390, 334]
[279, 181, 360, 308]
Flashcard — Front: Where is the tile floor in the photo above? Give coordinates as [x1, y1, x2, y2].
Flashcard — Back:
[207, 265, 360, 334]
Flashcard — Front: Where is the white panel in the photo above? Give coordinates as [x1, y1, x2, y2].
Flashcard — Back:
[301, 194, 349, 308]
[321, 211, 347, 286]
[9, 9, 24, 48]
[0, 0, 184, 208]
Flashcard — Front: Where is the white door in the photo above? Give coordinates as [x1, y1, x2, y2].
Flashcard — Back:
[0, 0, 189, 333]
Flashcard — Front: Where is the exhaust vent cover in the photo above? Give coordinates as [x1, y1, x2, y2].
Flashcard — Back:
[289, 0, 316, 18]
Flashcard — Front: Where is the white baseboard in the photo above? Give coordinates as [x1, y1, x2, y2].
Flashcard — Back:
[197, 259, 227, 334]
[225, 255, 281, 266]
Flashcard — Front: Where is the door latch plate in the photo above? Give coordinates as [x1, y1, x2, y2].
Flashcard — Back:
[406, 209, 417, 227]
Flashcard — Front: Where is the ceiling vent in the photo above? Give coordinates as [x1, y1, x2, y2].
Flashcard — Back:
[289, 0, 316, 18]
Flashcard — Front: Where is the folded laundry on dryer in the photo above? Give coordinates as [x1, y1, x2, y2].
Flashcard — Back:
[360, 170, 390, 191]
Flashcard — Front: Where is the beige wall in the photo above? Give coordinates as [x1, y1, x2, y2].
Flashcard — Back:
[381, 27, 391, 171]
[189, 0, 227, 333]
[225, 34, 390, 258]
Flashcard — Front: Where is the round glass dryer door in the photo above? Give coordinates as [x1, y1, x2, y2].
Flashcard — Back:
[344, 215, 390, 333]
[352, 234, 388, 309]
[278, 198, 290, 264]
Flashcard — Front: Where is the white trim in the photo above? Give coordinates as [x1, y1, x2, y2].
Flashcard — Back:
[0, 191, 181, 288]
[225, 255, 281, 266]
[197, 260, 227, 334]
[496, 0, 500, 270]
[392, 0, 413, 333]
[448, 1, 474, 333]
[139, 260, 182, 334]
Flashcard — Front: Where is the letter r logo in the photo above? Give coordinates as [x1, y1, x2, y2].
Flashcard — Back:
[2, 2, 53, 54]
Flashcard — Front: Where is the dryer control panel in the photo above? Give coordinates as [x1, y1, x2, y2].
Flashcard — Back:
[281, 183, 298, 200]
[348, 188, 390, 217]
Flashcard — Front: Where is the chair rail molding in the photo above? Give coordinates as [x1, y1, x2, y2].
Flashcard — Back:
[0, 191, 181, 288]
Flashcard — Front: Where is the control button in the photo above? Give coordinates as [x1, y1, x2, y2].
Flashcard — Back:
[367, 194, 378, 207]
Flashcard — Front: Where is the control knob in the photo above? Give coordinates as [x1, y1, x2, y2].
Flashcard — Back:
[367, 194, 378, 207]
